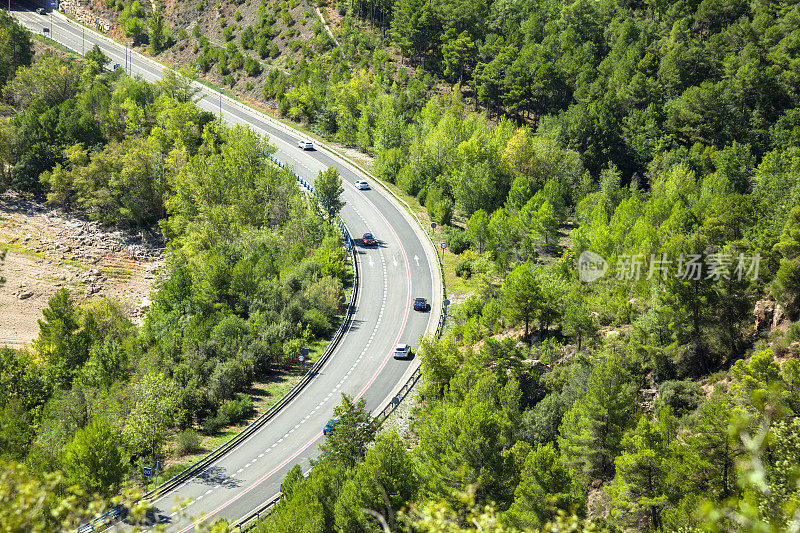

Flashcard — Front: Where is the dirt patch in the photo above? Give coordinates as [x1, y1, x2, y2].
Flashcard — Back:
[0, 192, 164, 348]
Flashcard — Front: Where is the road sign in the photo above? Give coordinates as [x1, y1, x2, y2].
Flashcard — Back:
[301, 348, 310, 356]
[431, 222, 437, 230]
[443, 299, 450, 306]
[441, 242, 447, 250]
[143, 467, 151, 478]
[298, 355, 305, 363]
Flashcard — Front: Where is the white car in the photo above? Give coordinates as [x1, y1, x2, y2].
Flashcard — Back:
[393, 343, 412, 359]
[355, 180, 369, 190]
[297, 140, 314, 150]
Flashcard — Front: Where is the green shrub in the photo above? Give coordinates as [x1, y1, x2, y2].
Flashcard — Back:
[219, 15, 227, 28]
[234, 10, 242, 21]
[446, 227, 470, 254]
[455, 258, 472, 279]
[175, 429, 201, 456]
[243, 57, 260, 76]
[217, 393, 254, 425]
[654, 380, 703, 417]
[269, 43, 280, 58]
[222, 26, 234, 42]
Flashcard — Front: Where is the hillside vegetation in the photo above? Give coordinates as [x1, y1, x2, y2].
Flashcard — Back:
[4, 0, 800, 527]
[0, 13, 350, 525]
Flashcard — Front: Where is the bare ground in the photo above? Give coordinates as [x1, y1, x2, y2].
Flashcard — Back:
[0, 192, 164, 348]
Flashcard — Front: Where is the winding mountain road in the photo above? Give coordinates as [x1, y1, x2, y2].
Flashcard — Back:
[9, 5, 443, 530]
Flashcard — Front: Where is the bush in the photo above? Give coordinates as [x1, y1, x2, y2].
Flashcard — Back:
[176, 429, 202, 456]
[202, 416, 224, 435]
[244, 57, 261, 76]
[222, 26, 234, 42]
[455, 258, 472, 279]
[654, 379, 703, 417]
[446, 228, 471, 254]
[216, 393, 254, 426]
[234, 10, 242, 21]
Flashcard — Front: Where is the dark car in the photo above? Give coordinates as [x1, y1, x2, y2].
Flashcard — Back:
[323, 419, 338, 435]
[36, 7, 46, 14]
[413, 297, 428, 311]
[362, 233, 375, 246]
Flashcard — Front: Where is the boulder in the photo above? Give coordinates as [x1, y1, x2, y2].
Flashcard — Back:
[753, 298, 775, 330]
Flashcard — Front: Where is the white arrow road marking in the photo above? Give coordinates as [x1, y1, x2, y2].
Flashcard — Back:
[392, 255, 398, 267]
[414, 254, 420, 266]
[369, 257, 375, 268]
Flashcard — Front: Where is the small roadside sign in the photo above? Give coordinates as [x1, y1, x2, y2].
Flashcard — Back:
[443, 299, 450, 307]
[440, 242, 447, 250]
[298, 355, 305, 363]
[431, 222, 437, 230]
[143, 467, 151, 478]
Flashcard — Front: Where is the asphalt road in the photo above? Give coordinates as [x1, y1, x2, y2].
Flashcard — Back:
[9, 5, 443, 530]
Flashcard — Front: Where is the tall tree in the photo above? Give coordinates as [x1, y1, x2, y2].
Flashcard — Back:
[334, 432, 419, 530]
[558, 355, 640, 481]
[319, 394, 379, 468]
[63, 417, 126, 496]
[314, 167, 345, 223]
[0, 11, 33, 88]
[505, 444, 582, 529]
[502, 264, 543, 342]
[609, 411, 675, 530]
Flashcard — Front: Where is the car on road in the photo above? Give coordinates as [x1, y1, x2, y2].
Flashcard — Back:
[355, 180, 370, 190]
[36, 7, 46, 14]
[297, 140, 314, 150]
[362, 233, 375, 246]
[323, 419, 338, 435]
[393, 343, 412, 359]
[413, 297, 428, 311]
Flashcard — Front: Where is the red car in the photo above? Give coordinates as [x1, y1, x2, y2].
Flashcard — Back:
[362, 233, 376, 246]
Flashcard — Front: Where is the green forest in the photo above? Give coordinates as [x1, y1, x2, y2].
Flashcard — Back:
[0, 11, 351, 527]
[3, 0, 800, 525]
[256, 0, 800, 529]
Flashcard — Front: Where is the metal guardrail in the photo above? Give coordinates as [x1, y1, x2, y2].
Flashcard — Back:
[75, 153, 358, 533]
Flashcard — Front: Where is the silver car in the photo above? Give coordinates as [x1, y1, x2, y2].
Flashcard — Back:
[393, 343, 412, 359]
[297, 140, 314, 150]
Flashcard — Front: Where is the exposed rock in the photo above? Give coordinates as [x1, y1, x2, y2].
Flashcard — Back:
[773, 303, 788, 332]
[17, 291, 33, 300]
[753, 297, 775, 330]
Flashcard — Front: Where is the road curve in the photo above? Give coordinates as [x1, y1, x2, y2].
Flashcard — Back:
[9, 5, 443, 530]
